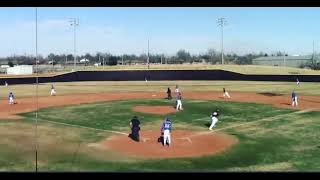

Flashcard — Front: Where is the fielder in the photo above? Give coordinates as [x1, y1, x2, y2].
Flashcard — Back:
[296, 78, 300, 85]
[175, 85, 180, 94]
[161, 117, 172, 146]
[223, 88, 231, 98]
[50, 84, 56, 96]
[8, 92, 14, 105]
[209, 111, 219, 130]
[176, 92, 183, 111]
[5, 81, 8, 87]
[292, 91, 298, 107]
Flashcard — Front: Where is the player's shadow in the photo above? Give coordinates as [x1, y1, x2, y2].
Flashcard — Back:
[281, 102, 291, 106]
[258, 92, 283, 97]
[204, 122, 211, 128]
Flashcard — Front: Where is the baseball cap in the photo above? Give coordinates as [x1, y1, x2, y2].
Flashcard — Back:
[212, 112, 218, 116]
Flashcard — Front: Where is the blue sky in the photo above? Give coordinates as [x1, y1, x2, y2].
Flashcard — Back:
[0, 7, 319, 57]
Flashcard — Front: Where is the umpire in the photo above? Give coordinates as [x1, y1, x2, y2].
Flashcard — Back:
[167, 87, 172, 100]
[129, 116, 141, 142]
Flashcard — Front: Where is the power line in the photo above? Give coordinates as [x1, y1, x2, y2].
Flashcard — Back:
[217, 17, 227, 65]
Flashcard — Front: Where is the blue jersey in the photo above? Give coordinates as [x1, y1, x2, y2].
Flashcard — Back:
[292, 92, 297, 98]
[162, 121, 172, 131]
[8, 93, 14, 99]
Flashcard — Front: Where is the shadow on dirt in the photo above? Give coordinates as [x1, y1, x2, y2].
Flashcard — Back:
[258, 92, 283, 97]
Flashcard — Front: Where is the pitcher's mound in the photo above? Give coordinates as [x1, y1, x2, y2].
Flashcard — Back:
[133, 105, 176, 115]
[103, 130, 238, 159]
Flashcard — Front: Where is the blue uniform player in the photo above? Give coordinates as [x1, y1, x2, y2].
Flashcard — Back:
[292, 91, 298, 107]
[161, 118, 172, 146]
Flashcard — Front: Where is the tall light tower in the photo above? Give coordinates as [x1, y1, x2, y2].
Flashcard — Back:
[217, 17, 227, 65]
[147, 39, 150, 69]
[69, 18, 79, 71]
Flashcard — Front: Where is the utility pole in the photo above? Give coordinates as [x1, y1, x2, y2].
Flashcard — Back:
[283, 52, 286, 67]
[217, 17, 227, 65]
[122, 55, 124, 65]
[313, 40, 315, 64]
[69, 18, 79, 71]
[98, 55, 100, 67]
[65, 54, 68, 68]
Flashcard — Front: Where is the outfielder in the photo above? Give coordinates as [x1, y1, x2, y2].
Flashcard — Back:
[292, 91, 298, 107]
[8, 92, 14, 105]
[176, 92, 183, 111]
[296, 78, 300, 85]
[223, 88, 231, 98]
[209, 111, 219, 130]
[161, 117, 172, 146]
[5, 81, 8, 87]
[50, 84, 56, 96]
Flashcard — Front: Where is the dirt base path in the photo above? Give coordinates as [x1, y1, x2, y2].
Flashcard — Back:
[1, 91, 319, 120]
[103, 130, 238, 158]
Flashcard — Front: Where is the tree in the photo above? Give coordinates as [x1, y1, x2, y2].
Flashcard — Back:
[107, 56, 118, 66]
[176, 49, 191, 63]
[8, 61, 14, 67]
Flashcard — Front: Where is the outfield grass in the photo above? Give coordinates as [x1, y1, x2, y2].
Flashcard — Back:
[1, 99, 319, 171]
[68, 64, 320, 75]
[1, 80, 320, 100]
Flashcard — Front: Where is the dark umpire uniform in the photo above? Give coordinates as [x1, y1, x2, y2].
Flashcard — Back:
[167, 87, 172, 100]
[129, 116, 141, 142]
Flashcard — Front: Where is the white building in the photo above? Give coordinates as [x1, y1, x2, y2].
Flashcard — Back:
[7, 65, 33, 75]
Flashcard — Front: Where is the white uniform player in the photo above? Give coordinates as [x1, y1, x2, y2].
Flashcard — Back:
[292, 91, 298, 107]
[209, 112, 219, 130]
[161, 118, 172, 146]
[176, 92, 183, 111]
[50, 84, 56, 96]
[175, 85, 180, 94]
[8, 92, 14, 105]
[223, 88, 231, 98]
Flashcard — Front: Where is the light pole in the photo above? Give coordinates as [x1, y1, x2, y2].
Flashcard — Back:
[34, 7, 39, 173]
[217, 17, 227, 65]
[147, 39, 150, 69]
[69, 18, 79, 71]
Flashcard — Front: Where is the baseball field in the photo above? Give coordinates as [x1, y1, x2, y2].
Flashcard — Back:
[1, 67, 320, 171]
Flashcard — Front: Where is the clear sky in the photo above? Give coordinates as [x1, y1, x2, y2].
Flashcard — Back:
[0, 7, 319, 57]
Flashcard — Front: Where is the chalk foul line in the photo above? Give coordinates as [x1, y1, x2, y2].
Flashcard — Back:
[191, 109, 313, 138]
[37, 119, 129, 135]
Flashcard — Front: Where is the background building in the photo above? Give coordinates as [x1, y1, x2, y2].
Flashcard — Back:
[252, 55, 317, 67]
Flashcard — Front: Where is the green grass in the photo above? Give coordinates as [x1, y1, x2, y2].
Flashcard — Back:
[1, 99, 320, 171]
[64, 64, 320, 75]
[2, 80, 320, 100]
